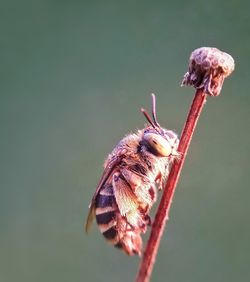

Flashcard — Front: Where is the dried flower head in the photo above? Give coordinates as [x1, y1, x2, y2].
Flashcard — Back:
[182, 47, 235, 96]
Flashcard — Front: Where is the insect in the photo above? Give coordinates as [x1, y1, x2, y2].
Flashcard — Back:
[85, 94, 179, 256]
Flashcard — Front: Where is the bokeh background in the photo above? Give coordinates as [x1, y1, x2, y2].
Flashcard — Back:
[1, 1, 250, 281]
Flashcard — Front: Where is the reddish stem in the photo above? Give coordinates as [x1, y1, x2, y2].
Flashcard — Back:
[136, 89, 207, 282]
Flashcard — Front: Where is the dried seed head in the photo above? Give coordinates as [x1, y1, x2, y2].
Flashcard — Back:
[182, 47, 235, 96]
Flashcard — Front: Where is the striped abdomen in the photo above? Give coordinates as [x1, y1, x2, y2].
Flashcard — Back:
[95, 184, 119, 244]
[95, 182, 143, 255]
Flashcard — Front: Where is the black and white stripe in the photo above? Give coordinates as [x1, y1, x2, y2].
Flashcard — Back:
[95, 184, 119, 242]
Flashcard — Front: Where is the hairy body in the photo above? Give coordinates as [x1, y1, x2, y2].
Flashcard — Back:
[86, 95, 179, 255]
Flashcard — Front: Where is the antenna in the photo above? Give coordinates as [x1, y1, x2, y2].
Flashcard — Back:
[141, 108, 158, 130]
[141, 94, 162, 135]
[151, 93, 161, 128]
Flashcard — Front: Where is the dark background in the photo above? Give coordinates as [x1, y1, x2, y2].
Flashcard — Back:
[1, 1, 250, 281]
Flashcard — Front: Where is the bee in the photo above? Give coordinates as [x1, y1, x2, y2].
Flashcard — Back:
[85, 94, 179, 256]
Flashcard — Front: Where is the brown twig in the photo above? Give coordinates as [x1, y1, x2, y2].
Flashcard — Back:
[136, 47, 235, 282]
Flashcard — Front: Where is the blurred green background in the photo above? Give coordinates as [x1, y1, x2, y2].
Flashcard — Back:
[1, 1, 250, 281]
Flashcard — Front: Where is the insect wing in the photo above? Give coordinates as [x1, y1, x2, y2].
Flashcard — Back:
[85, 156, 122, 233]
[85, 204, 96, 234]
[112, 172, 138, 216]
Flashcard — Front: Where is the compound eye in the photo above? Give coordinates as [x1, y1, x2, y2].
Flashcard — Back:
[143, 133, 172, 157]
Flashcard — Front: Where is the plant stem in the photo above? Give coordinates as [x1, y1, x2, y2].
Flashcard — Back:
[136, 89, 207, 282]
